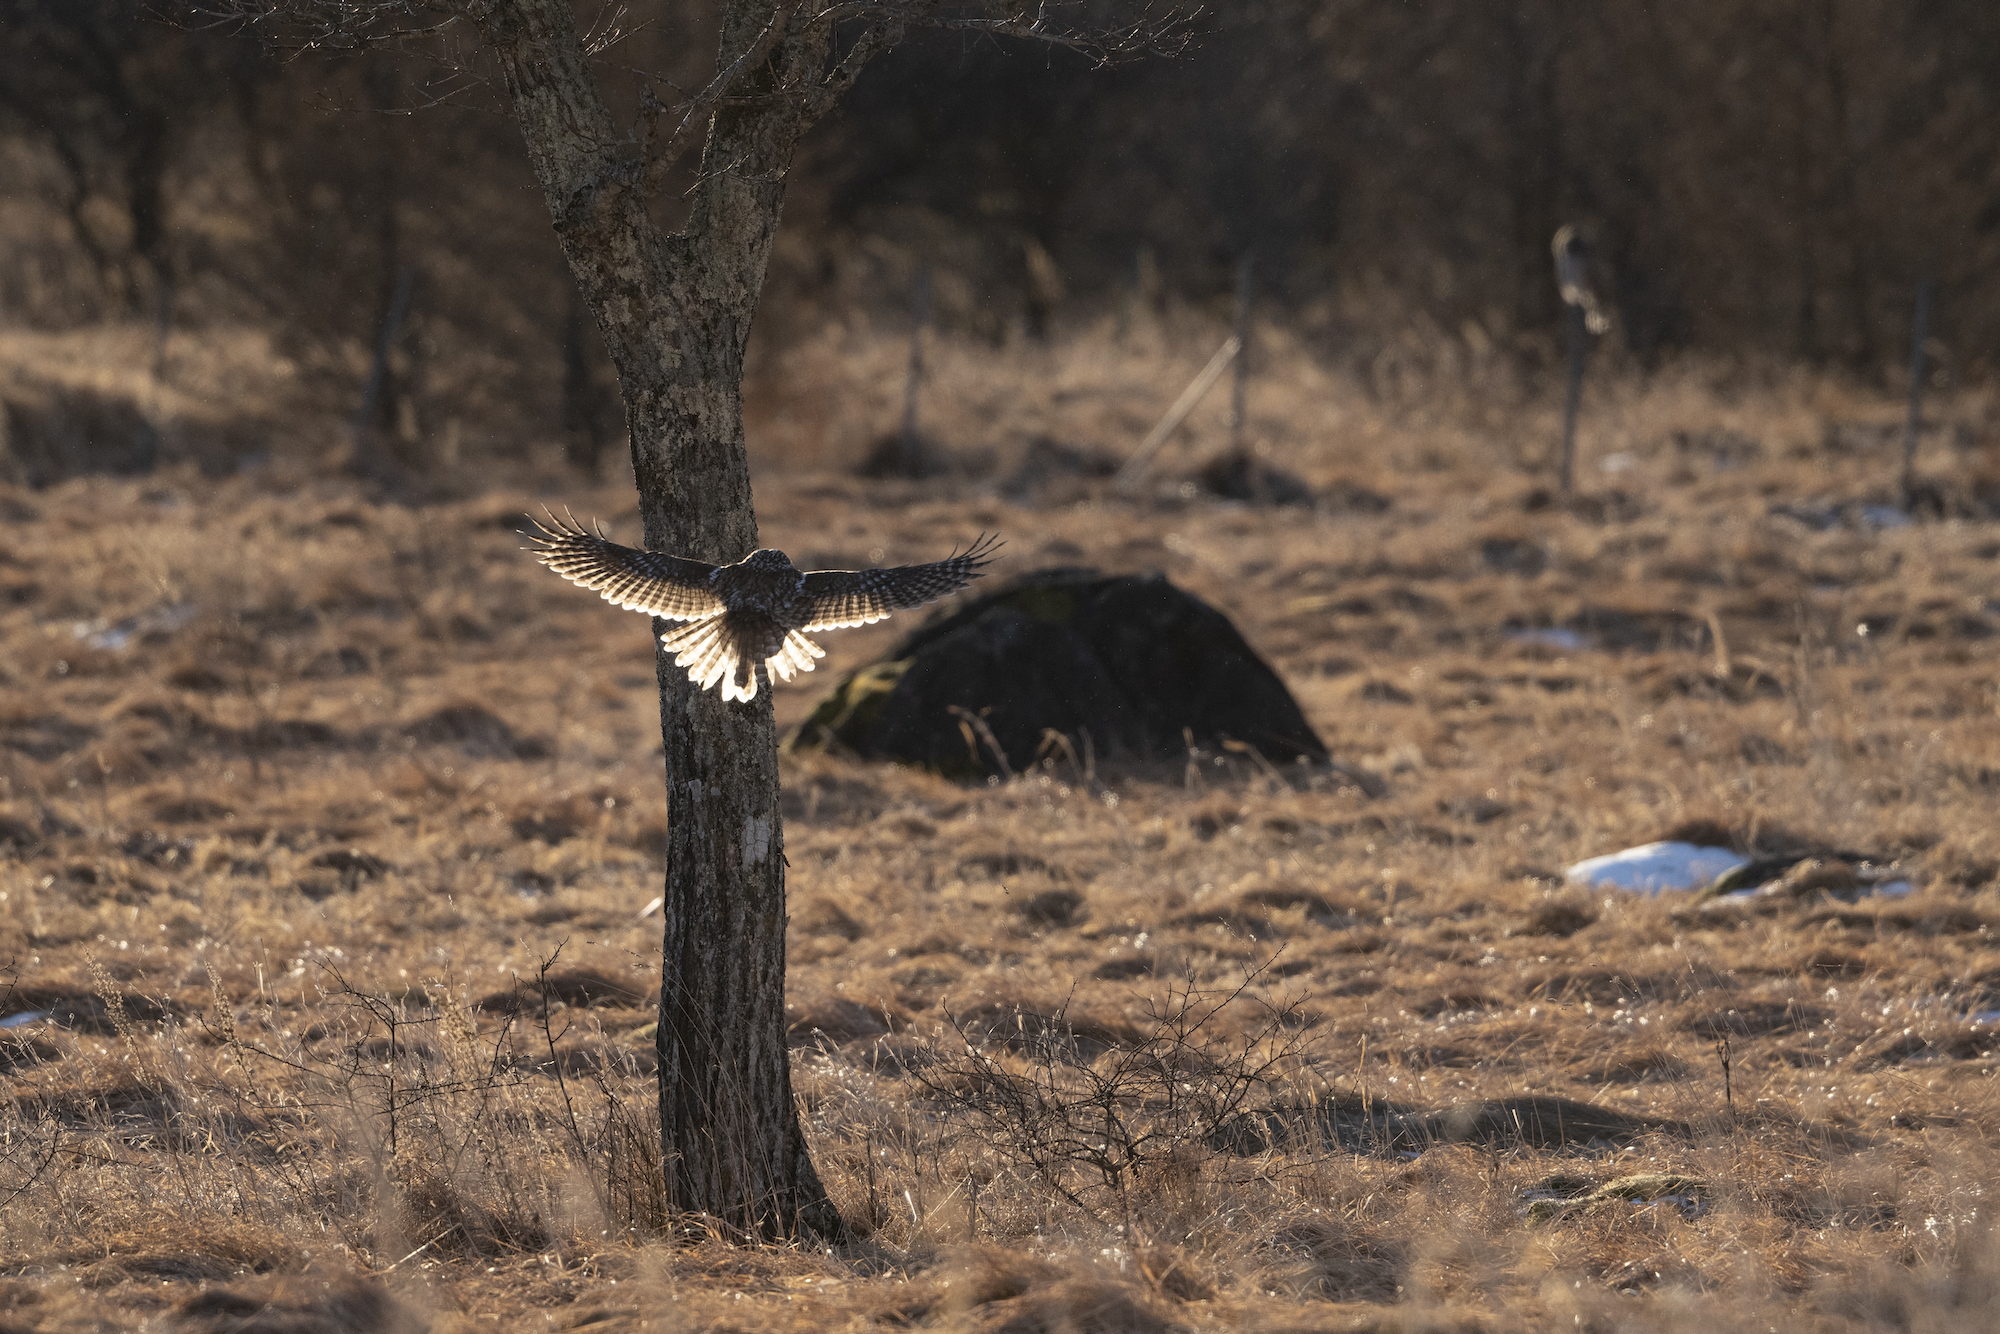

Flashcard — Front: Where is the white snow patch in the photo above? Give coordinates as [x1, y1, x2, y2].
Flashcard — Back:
[73, 603, 198, 651]
[1507, 628, 1592, 652]
[1566, 842, 1749, 894]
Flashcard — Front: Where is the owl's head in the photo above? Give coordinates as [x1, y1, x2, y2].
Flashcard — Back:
[741, 548, 795, 571]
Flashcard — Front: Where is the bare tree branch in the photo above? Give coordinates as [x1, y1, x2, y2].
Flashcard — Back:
[636, 4, 792, 195]
[202, 0, 1196, 190]
[912, 6, 1198, 64]
[577, 0, 631, 56]
[195, 0, 461, 53]
[800, 13, 907, 125]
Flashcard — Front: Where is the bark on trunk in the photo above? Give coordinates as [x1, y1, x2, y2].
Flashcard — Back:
[473, 0, 839, 1239]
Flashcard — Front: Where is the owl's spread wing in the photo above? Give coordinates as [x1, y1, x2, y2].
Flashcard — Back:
[524, 512, 724, 621]
[799, 533, 1001, 631]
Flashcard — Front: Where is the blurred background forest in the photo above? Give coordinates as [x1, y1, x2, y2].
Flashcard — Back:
[2, 0, 1998, 486]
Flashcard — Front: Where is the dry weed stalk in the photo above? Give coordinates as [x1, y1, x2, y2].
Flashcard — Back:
[155, 946, 670, 1263]
[914, 958, 1311, 1234]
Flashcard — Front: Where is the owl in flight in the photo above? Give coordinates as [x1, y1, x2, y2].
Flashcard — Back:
[527, 513, 1000, 703]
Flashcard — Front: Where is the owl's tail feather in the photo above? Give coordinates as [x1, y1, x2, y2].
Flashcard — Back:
[714, 661, 763, 703]
[662, 621, 822, 703]
[662, 620, 745, 699]
[766, 631, 825, 683]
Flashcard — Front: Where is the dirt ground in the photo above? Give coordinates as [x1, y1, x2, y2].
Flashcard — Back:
[3, 320, 2000, 1332]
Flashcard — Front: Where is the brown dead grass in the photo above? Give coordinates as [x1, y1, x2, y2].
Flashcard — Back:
[2, 315, 1999, 1331]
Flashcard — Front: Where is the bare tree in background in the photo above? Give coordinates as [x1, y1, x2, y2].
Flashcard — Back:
[0, 0, 252, 315]
[210, 0, 1186, 1241]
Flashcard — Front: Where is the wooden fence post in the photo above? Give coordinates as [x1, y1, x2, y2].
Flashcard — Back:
[1551, 225, 1608, 497]
[1113, 335, 1241, 494]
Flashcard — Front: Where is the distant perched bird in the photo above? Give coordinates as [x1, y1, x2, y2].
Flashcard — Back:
[1551, 224, 1612, 336]
[527, 513, 1000, 703]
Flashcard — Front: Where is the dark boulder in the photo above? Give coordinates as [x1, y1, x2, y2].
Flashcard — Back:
[1195, 449, 1315, 506]
[1, 379, 160, 488]
[788, 568, 1332, 777]
[856, 431, 955, 479]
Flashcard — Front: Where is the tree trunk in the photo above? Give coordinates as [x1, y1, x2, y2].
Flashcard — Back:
[474, 0, 839, 1239]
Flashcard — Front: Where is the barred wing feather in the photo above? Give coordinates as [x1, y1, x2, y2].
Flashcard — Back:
[799, 534, 1000, 632]
[524, 513, 724, 622]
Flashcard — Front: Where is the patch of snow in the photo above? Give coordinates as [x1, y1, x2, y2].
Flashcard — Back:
[0, 1010, 50, 1029]
[1771, 501, 1912, 533]
[1507, 628, 1592, 652]
[73, 602, 198, 651]
[1565, 842, 1749, 894]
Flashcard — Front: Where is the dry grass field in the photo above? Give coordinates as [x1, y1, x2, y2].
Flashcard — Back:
[3, 314, 2000, 1332]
